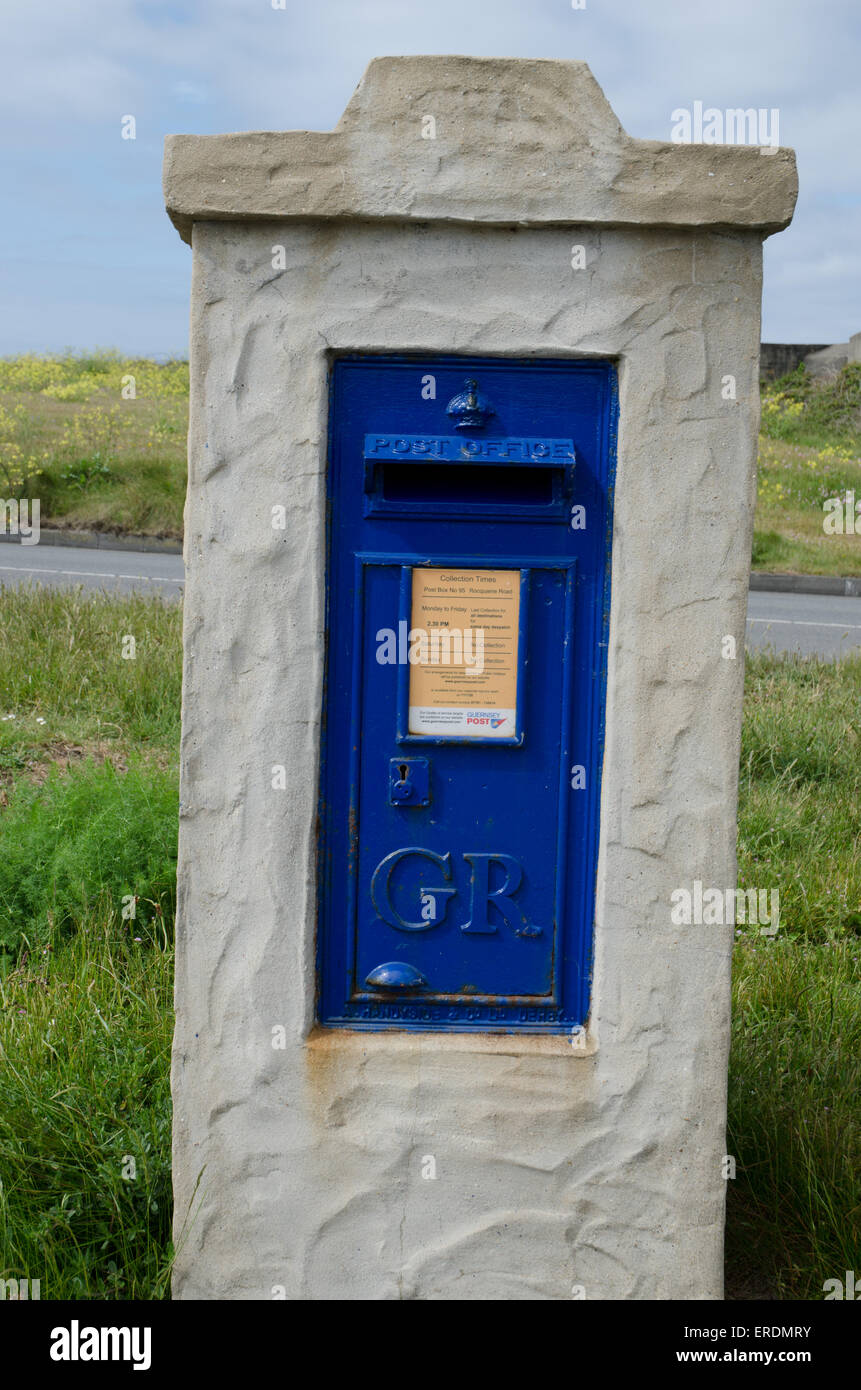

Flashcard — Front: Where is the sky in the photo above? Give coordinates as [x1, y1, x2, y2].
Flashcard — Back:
[1, 0, 859, 356]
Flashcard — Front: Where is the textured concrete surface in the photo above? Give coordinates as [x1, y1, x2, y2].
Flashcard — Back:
[759, 342, 829, 380]
[168, 57, 793, 1301]
[164, 56, 797, 243]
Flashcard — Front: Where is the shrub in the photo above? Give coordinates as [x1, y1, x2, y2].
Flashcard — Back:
[762, 364, 861, 443]
[0, 760, 178, 957]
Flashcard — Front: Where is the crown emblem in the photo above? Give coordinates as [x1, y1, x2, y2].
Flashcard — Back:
[445, 378, 495, 431]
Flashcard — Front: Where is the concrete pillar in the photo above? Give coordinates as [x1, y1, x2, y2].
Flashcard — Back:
[164, 56, 796, 1300]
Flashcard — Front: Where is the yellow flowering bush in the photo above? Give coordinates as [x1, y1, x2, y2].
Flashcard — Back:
[0, 354, 71, 393]
[42, 374, 112, 402]
[761, 392, 805, 441]
[757, 473, 786, 506]
[130, 360, 189, 399]
[0, 404, 43, 498]
[804, 443, 857, 468]
[761, 392, 804, 421]
[0, 352, 189, 402]
[58, 404, 129, 466]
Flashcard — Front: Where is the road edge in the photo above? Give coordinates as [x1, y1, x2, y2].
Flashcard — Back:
[749, 571, 861, 597]
[0, 528, 182, 555]
[1, 532, 860, 594]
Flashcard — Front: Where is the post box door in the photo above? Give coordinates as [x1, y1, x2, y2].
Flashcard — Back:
[318, 356, 616, 1032]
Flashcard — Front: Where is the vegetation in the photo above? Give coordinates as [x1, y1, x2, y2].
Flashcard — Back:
[755, 365, 861, 574]
[0, 907, 174, 1299]
[0, 761, 177, 957]
[728, 649, 861, 1298]
[0, 351, 187, 537]
[727, 935, 860, 1299]
[0, 587, 179, 1297]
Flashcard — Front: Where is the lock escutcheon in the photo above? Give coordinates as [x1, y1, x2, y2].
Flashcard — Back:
[388, 757, 430, 807]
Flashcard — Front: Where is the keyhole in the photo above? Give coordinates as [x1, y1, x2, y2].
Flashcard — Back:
[398, 764, 409, 782]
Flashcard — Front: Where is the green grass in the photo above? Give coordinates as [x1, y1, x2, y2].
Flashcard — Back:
[0, 583, 182, 756]
[737, 651, 861, 939]
[0, 759, 178, 956]
[0, 909, 173, 1299]
[726, 650, 861, 1299]
[0, 581, 181, 957]
[0, 588, 858, 1298]
[0, 586, 180, 1298]
[726, 935, 860, 1299]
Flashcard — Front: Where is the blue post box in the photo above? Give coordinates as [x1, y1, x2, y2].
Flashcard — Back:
[318, 356, 617, 1032]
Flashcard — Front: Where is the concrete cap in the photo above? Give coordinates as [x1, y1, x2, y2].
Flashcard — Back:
[164, 55, 797, 244]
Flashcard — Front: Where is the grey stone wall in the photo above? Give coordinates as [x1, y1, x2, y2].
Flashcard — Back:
[760, 343, 829, 379]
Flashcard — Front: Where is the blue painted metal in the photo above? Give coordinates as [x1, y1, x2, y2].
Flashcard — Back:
[364, 960, 428, 990]
[388, 756, 430, 806]
[318, 355, 617, 1032]
[362, 433, 575, 521]
[445, 376, 496, 430]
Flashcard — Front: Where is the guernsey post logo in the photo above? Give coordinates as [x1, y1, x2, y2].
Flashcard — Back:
[466, 712, 507, 729]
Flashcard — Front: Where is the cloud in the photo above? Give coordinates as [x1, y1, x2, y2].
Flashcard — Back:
[1, 0, 858, 349]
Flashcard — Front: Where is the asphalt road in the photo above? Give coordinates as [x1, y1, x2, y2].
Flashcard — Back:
[0, 542, 860, 659]
[746, 589, 861, 659]
[0, 542, 184, 599]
